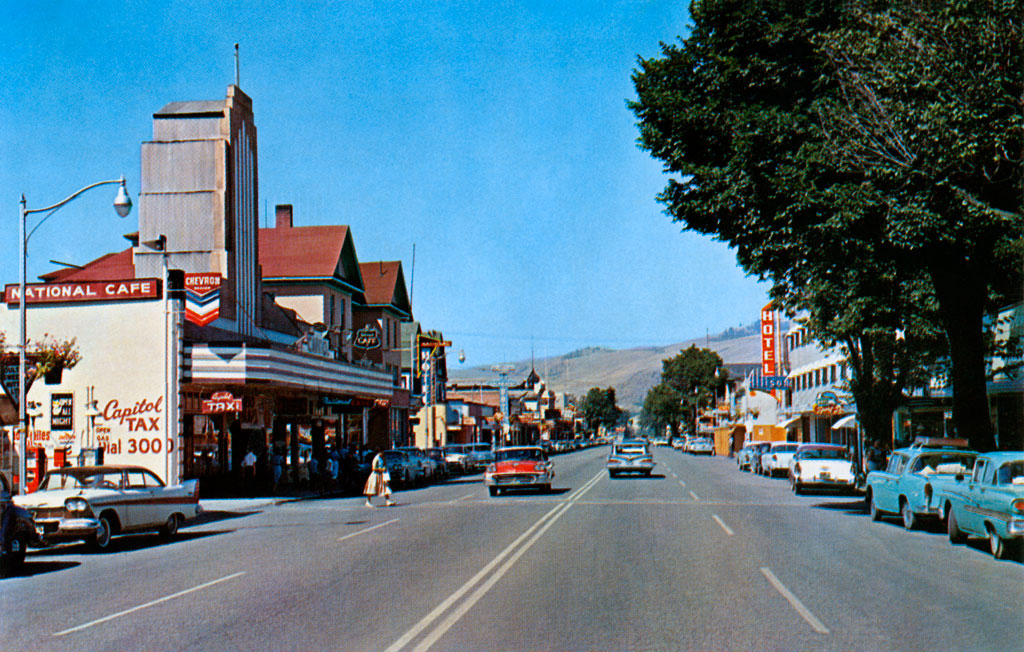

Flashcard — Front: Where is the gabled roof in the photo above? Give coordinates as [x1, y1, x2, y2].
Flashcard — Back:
[259, 225, 364, 295]
[38, 249, 135, 283]
[358, 261, 411, 316]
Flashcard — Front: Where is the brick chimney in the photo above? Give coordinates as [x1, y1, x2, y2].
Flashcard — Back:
[275, 204, 293, 229]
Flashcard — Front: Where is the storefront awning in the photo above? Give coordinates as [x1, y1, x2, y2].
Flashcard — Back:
[777, 416, 801, 429]
[832, 414, 857, 430]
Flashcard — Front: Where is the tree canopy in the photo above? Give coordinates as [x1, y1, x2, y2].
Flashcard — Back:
[631, 0, 1022, 450]
[579, 387, 624, 433]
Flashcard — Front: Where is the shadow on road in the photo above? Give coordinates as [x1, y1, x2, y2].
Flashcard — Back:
[3, 559, 80, 578]
[191, 509, 262, 527]
[810, 498, 869, 514]
[28, 529, 234, 557]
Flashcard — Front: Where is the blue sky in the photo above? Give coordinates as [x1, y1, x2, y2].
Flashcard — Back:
[0, 1, 768, 366]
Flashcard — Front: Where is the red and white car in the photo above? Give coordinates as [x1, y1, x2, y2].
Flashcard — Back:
[485, 447, 554, 496]
[14, 465, 201, 550]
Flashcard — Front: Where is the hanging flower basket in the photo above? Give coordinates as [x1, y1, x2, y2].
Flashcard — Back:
[32, 334, 81, 385]
[44, 364, 64, 385]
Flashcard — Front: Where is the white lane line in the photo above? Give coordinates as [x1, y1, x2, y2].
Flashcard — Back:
[688, 490, 700, 501]
[338, 518, 399, 542]
[457, 493, 475, 501]
[760, 567, 830, 635]
[384, 469, 603, 652]
[678, 480, 686, 487]
[53, 571, 246, 637]
[412, 474, 602, 652]
[711, 514, 734, 536]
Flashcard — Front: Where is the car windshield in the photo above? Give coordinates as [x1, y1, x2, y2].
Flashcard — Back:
[799, 448, 846, 460]
[996, 461, 1024, 485]
[774, 445, 799, 453]
[911, 453, 975, 475]
[39, 470, 123, 490]
[615, 446, 647, 455]
[495, 448, 544, 462]
[444, 446, 464, 454]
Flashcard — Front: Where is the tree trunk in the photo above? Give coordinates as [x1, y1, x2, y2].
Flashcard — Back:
[929, 257, 996, 451]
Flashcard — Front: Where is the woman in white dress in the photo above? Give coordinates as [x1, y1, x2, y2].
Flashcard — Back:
[363, 452, 395, 507]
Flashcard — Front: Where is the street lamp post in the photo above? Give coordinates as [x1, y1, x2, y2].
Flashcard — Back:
[17, 177, 132, 494]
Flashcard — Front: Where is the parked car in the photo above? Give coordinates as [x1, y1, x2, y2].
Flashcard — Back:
[688, 438, 715, 455]
[736, 442, 762, 470]
[761, 442, 800, 477]
[14, 465, 200, 551]
[485, 446, 553, 496]
[939, 451, 1024, 559]
[788, 444, 857, 494]
[465, 443, 495, 472]
[1, 471, 36, 577]
[379, 450, 417, 486]
[865, 437, 977, 530]
[397, 447, 435, 484]
[425, 448, 450, 480]
[749, 442, 773, 475]
[607, 440, 655, 477]
[443, 445, 470, 474]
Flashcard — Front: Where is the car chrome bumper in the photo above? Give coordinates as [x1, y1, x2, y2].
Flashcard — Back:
[34, 517, 100, 543]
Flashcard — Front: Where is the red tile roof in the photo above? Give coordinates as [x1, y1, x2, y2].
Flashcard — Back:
[38, 249, 136, 282]
[359, 261, 402, 305]
[259, 225, 351, 279]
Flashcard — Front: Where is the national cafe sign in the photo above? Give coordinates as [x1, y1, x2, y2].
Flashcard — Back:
[5, 280, 160, 304]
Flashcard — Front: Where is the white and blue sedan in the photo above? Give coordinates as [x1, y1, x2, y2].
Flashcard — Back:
[14, 465, 200, 551]
[939, 451, 1024, 559]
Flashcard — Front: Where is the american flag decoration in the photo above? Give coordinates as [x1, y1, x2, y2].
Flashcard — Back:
[184, 274, 221, 326]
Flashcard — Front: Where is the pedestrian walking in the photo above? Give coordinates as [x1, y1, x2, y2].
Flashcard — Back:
[241, 449, 257, 496]
[271, 448, 284, 495]
[363, 452, 394, 507]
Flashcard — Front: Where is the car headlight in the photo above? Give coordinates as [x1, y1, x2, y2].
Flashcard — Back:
[65, 497, 90, 513]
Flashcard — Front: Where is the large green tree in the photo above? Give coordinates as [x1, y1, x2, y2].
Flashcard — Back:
[579, 387, 623, 434]
[631, 0, 1022, 450]
[660, 346, 727, 436]
[642, 382, 684, 437]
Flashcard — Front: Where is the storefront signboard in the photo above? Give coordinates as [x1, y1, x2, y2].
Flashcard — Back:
[202, 391, 242, 414]
[353, 325, 381, 349]
[50, 393, 73, 430]
[184, 274, 221, 326]
[4, 280, 160, 304]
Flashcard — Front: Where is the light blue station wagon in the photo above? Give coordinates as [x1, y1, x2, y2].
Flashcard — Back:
[938, 451, 1024, 559]
[865, 438, 977, 530]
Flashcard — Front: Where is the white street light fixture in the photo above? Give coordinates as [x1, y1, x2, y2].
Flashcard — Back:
[17, 176, 132, 494]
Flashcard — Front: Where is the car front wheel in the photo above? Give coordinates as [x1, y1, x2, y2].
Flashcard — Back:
[947, 508, 966, 544]
[488, 487, 499, 497]
[900, 500, 918, 530]
[868, 494, 883, 522]
[91, 514, 114, 551]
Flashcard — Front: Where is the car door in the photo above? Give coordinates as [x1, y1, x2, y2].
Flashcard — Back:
[876, 454, 906, 512]
[959, 459, 988, 535]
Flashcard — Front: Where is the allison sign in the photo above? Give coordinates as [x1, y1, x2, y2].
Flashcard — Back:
[5, 280, 160, 304]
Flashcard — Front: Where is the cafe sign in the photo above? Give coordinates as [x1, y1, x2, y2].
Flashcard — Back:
[353, 325, 381, 349]
[202, 391, 242, 414]
[5, 280, 160, 304]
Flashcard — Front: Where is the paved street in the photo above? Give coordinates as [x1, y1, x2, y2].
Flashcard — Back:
[3, 445, 1021, 652]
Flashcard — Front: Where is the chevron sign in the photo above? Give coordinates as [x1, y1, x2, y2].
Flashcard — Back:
[184, 273, 221, 326]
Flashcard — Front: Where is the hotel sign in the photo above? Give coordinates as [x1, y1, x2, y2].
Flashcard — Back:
[5, 280, 160, 304]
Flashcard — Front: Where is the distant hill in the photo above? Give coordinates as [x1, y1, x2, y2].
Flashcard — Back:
[449, 321, 780, 413]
